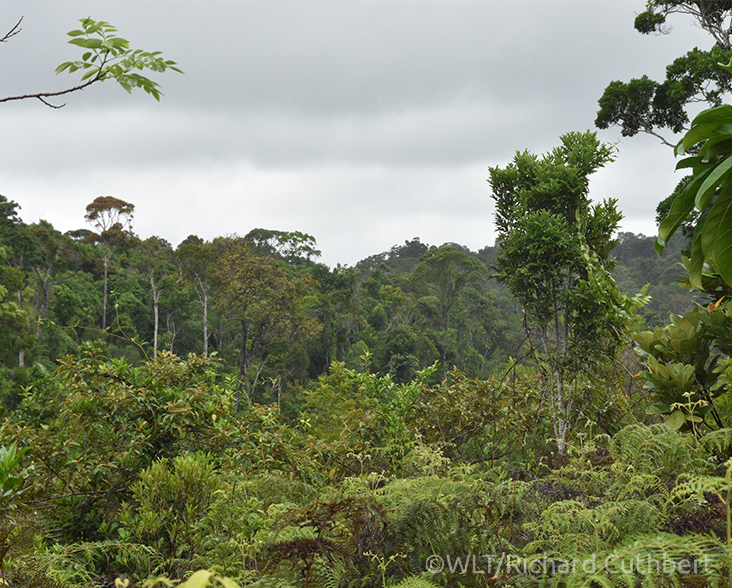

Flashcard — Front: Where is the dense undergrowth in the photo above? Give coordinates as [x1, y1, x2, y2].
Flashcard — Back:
[2, 343, 732, 588]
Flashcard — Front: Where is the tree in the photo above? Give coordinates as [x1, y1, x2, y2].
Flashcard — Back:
[488, 131, 630, 452]
[176, 236, 217, 356]
[245, 229, 321, 266]
[0, 247, 33, 369]
[0, 17, 182, 108]
[0, 196, 37, 367]
[132, 236, 174, 359]
[211, 238, 321, 406]
[27, 222, 80, 348]
[633, 1, 732, 50]
[411, 246, 486, 374]
[413, 246, 485, 332]
[307, 263, 366, 374]
[595, 2, 732, 147]
[84, 196, 135, 330]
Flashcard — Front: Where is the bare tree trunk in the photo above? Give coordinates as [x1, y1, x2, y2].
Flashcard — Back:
[16, 289, 24, 367]
[102, 245, 109, 331]
[150, 270, 160, 359]
[166, 314, 181, 353]
[193, 276, 210, 356]
[553, 294, 568, 453]
[202, 287, 209, 356]
[34, 268, 51, 346]
[555, 372, 567, 453]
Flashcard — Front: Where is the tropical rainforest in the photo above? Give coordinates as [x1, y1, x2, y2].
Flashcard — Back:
[7, 3, 732, 588]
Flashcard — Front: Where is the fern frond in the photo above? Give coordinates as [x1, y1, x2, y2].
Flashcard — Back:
[701, 427, 732, 457]
[611, 424, 708, 477]
[570, 532, 728, 588]
[389, 576, 439, 588]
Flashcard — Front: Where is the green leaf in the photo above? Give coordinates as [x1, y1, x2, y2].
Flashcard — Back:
[110, 37, 130, 49]
[656, 173, 704, 254]
[666, 410, 686, 431]
[708, 136, 732, 157]
[676, 155, 702, 170]
[704, 183, 732, 285]
[80, 69, 99, 81]
[68, 37, 104, 50]
[688, 223, 706, 290]
[696, 154, 732, 211]
[690, 104, 732, 126]
[681, 121, 726, 152]
[55, 62, 73, 74]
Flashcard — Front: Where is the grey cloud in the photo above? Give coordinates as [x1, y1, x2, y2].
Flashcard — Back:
[0, 0, 716, 265]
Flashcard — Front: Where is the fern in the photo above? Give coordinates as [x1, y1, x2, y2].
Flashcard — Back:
[523, 498, 664, 557]
[566, 532, 729, 588]
[610, 424, 709, 477]
[31, 540, 165, 588]
[389, 576, 439, 588]
[700, 427, 732, 457]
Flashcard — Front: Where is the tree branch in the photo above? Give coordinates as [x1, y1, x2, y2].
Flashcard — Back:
[644, 125, 678, 148]
[0, 75, 101, 109]
[0, 16, 102, 108]
[0, 17, 22, 43]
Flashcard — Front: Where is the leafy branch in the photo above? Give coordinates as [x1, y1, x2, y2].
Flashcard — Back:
[0, 17, 182, 108]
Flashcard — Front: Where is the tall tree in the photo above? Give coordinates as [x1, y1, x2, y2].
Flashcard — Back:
[27, 222, 80, 347]
[413, 245, 485, 332]
[176, 236, 217, 356]
[211, 238, 320, 406]
[0, 247, 33, 369]
[488, 131, 627, 452]
[0, 196, 37, 367]
[245, 229, 321, 266]
[411, 245, 486, 373]
[84, 196, 135, 330]
[132, 236, 174, 359]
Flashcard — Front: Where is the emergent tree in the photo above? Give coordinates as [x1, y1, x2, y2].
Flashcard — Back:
[84, 196, 135, 330]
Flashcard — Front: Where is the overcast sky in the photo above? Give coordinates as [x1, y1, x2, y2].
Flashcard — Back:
[0, 1, 713, 266]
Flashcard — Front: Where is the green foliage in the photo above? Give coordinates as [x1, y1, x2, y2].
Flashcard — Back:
[657, 100, 732, 289]
[210, 237, 321, 405]
[489, 131, 636, 451]
[609, 423, 709, 479]
[596, 47, 732, 143]
[635, 301, 732, 431]
[119, 452, 223, 578]
[0, 443, 30, 509]
[141, 569, 242, 587]
[611, 232, 689, 326]
[245, 229, 321, 266]
[0, 442, 33, 586]
[1, 347, 236, 542]
[597, 0, 732, 146]
[56, 18, 183, 100]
